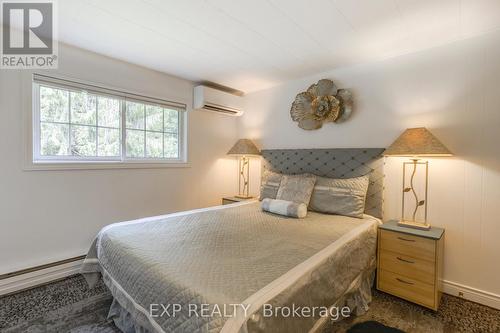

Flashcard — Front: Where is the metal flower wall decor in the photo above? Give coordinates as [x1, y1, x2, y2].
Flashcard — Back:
[290, 79, 353, 130]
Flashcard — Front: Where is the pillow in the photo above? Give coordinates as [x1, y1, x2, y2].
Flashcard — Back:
[309, 175, 370, 218]
[260, 170, 283, 200]
[261, 198, 307, 218]
[276, 174, 316, 206]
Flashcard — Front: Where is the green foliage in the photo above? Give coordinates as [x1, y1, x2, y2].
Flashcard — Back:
[39, 86, 179, 159]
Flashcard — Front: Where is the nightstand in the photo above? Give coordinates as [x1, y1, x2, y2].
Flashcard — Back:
[221, 196, 254, 205]
[377, 220, 445, 310]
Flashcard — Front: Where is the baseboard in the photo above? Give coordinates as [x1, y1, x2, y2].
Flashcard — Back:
[442, 280, 500, 310]
[0, 258, 84, 296]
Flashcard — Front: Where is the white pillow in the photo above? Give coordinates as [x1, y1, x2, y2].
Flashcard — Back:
[261, 198, 307, 218]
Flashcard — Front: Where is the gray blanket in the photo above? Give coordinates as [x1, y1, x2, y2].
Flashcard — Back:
[82, 201, 379, 333]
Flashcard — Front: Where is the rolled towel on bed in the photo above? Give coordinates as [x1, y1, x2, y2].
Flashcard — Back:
[261, 198, 307, 218]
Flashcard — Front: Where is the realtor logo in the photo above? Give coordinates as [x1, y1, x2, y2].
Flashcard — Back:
[1, 0, 58, 68]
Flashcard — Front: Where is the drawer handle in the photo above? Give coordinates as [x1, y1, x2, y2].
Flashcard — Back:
[396, 277, 414, 285]
[397, 256, 415, 264]
[397, 237, 415, 242]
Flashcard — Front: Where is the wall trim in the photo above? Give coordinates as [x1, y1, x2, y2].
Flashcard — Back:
[442, 280, 500, 310]
[0, 256, 84, 296]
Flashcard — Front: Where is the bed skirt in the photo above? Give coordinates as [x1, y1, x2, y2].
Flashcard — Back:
[104, 263, 376, 333]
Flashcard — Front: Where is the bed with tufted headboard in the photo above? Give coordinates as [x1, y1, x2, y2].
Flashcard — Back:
[82, 149, 384, 333]
[261, 148, 385, 218]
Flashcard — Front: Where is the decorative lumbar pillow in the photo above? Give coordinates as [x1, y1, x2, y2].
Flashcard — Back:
[276, 174, 317, 206]
[309, 175, 370, 218]
[261, 198, 307, 218]
[260, 170, 283, 200]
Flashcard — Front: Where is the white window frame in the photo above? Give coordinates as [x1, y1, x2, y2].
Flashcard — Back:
[30, 74, 188, 169]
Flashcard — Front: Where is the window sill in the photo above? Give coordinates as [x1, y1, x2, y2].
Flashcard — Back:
[24, 160, 191, 171]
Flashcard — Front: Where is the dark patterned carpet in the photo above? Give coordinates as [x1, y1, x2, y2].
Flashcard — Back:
[0, 275, 118, 333]
[330, 289, 500, 333]
[1, 275, 499, 333]
[345, 321, 404, 333]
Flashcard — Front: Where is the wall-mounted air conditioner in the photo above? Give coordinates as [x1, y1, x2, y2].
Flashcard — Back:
[193, 85, 243, 116]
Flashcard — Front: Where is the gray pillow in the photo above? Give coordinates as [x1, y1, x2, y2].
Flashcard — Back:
[260, 170, 283, 200]
[261, 198, 307, 218]
[309, 175, 370, 218]
[276, 174, 316, 206]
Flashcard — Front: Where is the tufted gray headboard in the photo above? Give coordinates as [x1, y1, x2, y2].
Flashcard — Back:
[261, 148, 385, 218]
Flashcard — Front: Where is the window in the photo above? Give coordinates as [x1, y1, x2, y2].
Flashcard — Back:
[32, 74, 186, 165]
[125, 101, 179, 159]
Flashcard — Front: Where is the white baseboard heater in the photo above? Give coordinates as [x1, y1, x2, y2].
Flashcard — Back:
[0, 255, 85, 296]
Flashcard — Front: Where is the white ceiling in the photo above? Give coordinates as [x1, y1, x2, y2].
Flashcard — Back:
[55, 0, 500, 93]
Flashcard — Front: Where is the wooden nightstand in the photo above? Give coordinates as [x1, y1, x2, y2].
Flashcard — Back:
[377, 220, 445, 310]
[222, 196, 254, 205]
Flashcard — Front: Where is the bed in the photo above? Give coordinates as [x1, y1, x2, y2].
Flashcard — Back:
[82, 148, 384, 333]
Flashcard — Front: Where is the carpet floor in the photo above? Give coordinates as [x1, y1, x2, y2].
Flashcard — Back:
[1, 275, 499, 333]
[330, 289, 500, 333]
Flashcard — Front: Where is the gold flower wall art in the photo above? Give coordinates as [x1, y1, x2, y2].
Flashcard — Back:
[290, 79, 353, 130]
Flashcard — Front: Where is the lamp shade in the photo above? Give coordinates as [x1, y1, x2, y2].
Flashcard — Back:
[384, 127, 452, 157]
[227, 139, 261, 156]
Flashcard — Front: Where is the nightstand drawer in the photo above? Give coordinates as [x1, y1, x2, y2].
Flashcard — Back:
[380, 229, 435, 262]
[378, 270, 435, 309]
[379, 250, 435, 285]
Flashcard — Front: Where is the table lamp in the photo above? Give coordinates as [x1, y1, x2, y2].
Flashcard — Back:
[384, 127, 452, 230]
[227, 139, 261, 199]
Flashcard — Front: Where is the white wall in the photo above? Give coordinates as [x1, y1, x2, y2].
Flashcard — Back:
[0, 43, 239, 274]
[241, 31, 500, 301]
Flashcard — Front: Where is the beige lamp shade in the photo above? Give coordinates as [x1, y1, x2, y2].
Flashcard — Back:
[227, 139, 261, 156]
[384, 127, 452, 157]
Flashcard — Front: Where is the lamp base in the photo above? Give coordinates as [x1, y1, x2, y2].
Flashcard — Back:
[397, 220, 431, 230]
